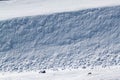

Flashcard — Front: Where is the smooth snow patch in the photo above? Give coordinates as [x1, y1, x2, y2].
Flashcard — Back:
[0, 66, 120, 80]
[0, 0, 120, 20]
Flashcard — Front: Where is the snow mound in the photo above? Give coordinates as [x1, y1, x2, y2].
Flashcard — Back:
[0, 6, 120, 71]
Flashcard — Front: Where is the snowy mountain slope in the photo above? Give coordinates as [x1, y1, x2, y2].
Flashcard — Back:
[0, 0, 120, 20]
[0, 6, 120, 71]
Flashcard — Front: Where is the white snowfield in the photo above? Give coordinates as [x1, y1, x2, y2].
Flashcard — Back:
[0, 66, 120, 80]
[0, 0, 120, 20]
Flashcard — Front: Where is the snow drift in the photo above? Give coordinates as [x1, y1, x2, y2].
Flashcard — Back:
[0, 6, 120, 71]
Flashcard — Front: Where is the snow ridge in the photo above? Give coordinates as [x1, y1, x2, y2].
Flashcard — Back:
[0, 6, 120, 71]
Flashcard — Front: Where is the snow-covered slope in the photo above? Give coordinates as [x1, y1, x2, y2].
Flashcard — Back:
[0, 6, 120, 71]
[0, 0, 120, 20]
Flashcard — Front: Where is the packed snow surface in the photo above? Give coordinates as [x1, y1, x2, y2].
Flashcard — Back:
[0, 0, 120, 20]
[0, 66, 120, 80]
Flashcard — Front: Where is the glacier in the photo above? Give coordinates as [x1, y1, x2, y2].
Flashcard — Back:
[0, 6, 120, 71]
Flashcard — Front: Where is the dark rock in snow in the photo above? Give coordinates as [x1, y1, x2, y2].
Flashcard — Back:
[39, 70, 46, 73]
[88, 72, 92, 75]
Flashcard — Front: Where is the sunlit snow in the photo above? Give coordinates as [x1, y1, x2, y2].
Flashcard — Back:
[0, 0, 120, 20]
[0, 66, 120, 80]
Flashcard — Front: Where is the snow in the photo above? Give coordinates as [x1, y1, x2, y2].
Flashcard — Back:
[0, 1, 120, 79]
[0, 6, 120, 71]
[0, 0, 120, 20]
[0, 66, 120, 80]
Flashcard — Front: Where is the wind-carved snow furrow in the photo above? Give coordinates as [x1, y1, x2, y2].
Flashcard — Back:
[0, 6, 120, 71]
